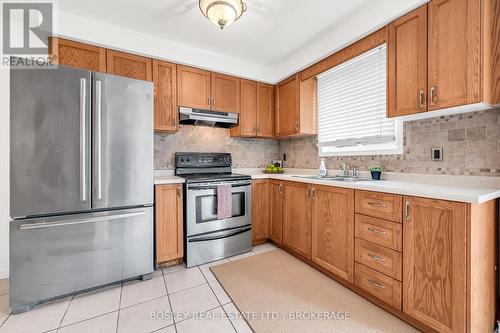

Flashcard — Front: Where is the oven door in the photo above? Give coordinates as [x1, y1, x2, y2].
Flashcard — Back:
[185, 179, 252, 237]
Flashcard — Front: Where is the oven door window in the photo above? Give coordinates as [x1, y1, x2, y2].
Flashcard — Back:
[195, 191, 246, 224]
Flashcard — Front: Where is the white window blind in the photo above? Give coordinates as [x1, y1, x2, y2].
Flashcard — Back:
[317, 44, 402, 156]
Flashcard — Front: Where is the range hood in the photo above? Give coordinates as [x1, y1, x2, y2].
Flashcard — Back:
[179, 107, 238, 128]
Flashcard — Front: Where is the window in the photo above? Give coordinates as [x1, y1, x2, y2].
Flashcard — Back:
[316, 44, 402, 156]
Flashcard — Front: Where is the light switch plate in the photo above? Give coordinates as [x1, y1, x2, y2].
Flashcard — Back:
[431, 147, 443, 161]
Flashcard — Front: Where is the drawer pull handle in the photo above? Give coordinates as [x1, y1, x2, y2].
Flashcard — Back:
[368, 278, 386, 289]
[368, 252, 386, 262]
[367, 227, 386, 235]
[367, 201, 387, 208]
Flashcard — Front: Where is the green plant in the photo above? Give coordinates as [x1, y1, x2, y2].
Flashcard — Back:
[369, 166, 382, 172]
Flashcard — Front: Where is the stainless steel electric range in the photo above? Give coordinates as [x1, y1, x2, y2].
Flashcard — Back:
[175, 152, 252, 267]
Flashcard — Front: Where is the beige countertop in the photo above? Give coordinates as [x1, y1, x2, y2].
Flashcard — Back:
[153, 168, 500, 204]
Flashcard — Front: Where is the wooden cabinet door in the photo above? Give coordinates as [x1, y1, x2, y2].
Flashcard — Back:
[283, 181, 312, 259]
[388, 5, 428, 117]
[427, 0, 481, 110]
[106, 50, 152, 81]
[50, 38, 106, 72]
[257, 83, 274, 137]
[153, 60, 177, 132]
[276, 74, 300, 137]
[211, 73, 240, 113]
[237, 79, 258, 136]
[155, 184, 183, 264]
[403, 196, 466, 333]
[311, 185, 354, 282]
[252, 179, 269, 244]
[269, 180, 283, 245]
[177, 65, 211, 109]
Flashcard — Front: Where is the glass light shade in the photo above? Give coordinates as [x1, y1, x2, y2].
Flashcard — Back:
[199, 0, 247, 29]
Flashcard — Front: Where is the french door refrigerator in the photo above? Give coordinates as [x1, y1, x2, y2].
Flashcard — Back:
[10, 65, 154, 314]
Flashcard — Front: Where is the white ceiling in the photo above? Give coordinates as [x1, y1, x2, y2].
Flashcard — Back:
[58, 0, 370, 66]
[56, 0, 427, 83]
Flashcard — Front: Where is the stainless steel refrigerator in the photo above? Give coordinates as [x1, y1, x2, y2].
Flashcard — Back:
[9, 64, 154, 314]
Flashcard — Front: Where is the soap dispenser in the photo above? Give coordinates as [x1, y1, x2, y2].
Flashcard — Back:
[319, 159, 327, 177]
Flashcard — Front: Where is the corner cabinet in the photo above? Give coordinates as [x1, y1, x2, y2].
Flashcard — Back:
[269, 180, 284, 245]
[275, 74, 317, 137]
[106, 50, 152, 81]
[231, 80, 274, 138]
[153, 60, 178, 132]
[252, 179, 270, 244]
[155, 184, 183, 265]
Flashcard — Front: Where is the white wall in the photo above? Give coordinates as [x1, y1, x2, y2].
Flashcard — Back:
[0, 67, 9, 279]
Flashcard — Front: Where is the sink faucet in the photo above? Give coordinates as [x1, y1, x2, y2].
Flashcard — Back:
[339, 163, 358, 177]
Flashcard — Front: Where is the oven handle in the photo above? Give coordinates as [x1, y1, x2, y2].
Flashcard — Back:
[188, 183, 251, 190]
[188, 227, 251, 243]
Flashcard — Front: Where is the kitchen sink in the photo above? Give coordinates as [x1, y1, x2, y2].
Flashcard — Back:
[292, 175, 371, 182]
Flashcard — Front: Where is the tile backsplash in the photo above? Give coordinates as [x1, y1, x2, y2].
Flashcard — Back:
[154, 125, 278, 169]
[279, 107, 500, 176]
[155, 108, 500, 176]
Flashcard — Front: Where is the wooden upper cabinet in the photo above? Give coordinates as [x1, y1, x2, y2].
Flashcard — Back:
[427, 0, 481, 110]
[275, 74, 317, 138]
[155, 184, 183, 264]
[257, 83, 275, 137]
[252, 179, 270, 244]
[311, 185, 355, 282]
[269, 180, 283, 245]
[283, 181, 312, 259]
[153, 60, 177, 133]
[231, 79, 257, 137]
[49, 38, 106, 72]
[177, 65, 211, 109]
[211, 73, 240, 113]
[276, 74, 300, 136]
[403, 196, 466, 333]
[388, 5, 428, 117]
[106, 50, 152, 81]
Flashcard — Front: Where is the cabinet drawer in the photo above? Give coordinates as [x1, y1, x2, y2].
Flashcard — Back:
[355, 263, 401, 309]
[355, 238, 402, 280]
[355, 190, 403, 223]
[355, 214, 402, 251]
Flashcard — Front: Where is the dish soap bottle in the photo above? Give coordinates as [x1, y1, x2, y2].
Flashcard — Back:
[319, 159, 327, 177]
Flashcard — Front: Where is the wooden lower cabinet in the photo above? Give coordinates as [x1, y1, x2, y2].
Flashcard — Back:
[155, 184, 183, 264]
[252, 179, 270, 244]
[269, 180, 283, 245]
[311, 185, 354, 282]
[276, 184, 497, 333]
[403, 196, 467, 333]
[283, 181, 312, 259]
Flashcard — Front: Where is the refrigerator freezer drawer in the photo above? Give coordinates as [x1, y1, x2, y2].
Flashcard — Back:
[9, 207, 153, 313]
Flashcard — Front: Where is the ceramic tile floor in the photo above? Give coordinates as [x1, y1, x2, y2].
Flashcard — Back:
[0, 243, 278, 333]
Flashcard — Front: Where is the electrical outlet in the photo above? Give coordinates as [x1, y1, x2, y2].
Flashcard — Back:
[431, 147, 443, 161]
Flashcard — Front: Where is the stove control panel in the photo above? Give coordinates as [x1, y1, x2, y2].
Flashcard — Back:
[175, 152, 232, 168]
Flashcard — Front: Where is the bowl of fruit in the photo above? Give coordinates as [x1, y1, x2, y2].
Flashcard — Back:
[263, 163, 284, 174]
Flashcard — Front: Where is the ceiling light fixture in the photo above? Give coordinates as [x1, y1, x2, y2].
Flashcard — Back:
[199, 0, 247, 30]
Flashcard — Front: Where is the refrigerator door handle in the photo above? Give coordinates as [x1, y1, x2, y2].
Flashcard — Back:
[19, 211, 146, 230]
[79, 78, 87, 202]
[95, 80, 103, 200]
